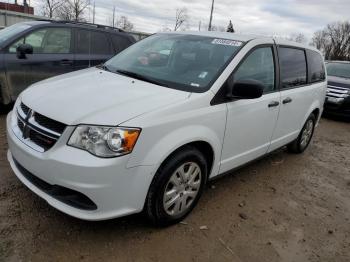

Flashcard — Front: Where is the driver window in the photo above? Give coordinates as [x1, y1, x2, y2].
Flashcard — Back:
[9, 28, 71, 54]
[234, 47, 275, 93]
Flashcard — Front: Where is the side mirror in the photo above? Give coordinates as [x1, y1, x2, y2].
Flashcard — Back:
[16, 44, 33, 59]
[227, 79, 264, 99]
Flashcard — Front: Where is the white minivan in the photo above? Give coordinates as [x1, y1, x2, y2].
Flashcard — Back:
[6, 32, 327, 226]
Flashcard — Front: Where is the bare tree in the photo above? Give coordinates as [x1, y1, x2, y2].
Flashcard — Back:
[40, 0, 63, 18]
[56, 0, 90, 22]
[311, 30, 325, 50]
[311, 21, 350, 60]
[117, 16, 134, 31]
[290, 33, 307, 44]
[174, 8, 188, 31]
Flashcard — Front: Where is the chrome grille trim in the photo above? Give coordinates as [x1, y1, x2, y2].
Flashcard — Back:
[13, 103, 67, 152]
[28, 115, 62, 137]
[326, 85, 350, 99]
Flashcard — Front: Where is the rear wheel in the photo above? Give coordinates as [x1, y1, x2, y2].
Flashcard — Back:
[145, 146, 207, 226]
[288, 114, 316, 154]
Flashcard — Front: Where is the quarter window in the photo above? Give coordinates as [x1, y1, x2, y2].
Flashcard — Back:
[307, 50, 325, 83]
[9, 28, 72, 54]
[76, 30, 113, 55]
[234, 47, 275, 93]
[279, 47, 307, 88]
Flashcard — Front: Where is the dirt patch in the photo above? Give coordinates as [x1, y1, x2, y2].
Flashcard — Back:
[0, 111, 349, 262]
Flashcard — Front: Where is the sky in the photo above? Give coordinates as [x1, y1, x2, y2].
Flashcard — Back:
[29, 0, 350, 41]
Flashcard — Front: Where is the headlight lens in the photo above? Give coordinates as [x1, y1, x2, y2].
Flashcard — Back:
[68, 125, 141, 158]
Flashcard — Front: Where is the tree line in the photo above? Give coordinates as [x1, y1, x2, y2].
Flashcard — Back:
[39, 1, 349, 60]
[39, 0, 134, 31]
[311, 21, 350, 61]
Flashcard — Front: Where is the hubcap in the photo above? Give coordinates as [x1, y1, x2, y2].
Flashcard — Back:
[300, 119, 314, 148]
[163, 162, 202, 216]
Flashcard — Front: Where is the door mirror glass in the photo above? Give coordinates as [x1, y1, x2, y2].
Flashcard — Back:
[229, 79, 264, 99]
[16, 43, 33, 59]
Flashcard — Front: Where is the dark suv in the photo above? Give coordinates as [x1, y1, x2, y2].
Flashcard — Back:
[0, 20, 136, 106]
[324, 61, 350, 118]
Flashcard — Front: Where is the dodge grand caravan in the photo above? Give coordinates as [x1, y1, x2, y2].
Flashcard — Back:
[6, 32, 327, 226]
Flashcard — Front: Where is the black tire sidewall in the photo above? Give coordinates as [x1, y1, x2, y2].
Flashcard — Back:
[146, 147, 207, 226]
[297, 114, 316, 152]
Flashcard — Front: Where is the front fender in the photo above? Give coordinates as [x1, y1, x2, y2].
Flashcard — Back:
[125, 97, 227, 179]
[127, 124, 223, 177]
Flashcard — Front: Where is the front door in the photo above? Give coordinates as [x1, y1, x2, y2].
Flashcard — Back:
[220, 45, 281, 173]
[4, 27, 74, 97]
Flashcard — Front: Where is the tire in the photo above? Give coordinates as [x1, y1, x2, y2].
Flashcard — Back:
[145, 146, 207, 227]
[288, 114, 316, 154]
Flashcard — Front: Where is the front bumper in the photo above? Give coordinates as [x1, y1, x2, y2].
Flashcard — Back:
[324, 96, 350, 117]
[6, 111, 155, 221]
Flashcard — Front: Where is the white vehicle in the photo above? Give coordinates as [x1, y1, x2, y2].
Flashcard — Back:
[6, 32, 327, 226]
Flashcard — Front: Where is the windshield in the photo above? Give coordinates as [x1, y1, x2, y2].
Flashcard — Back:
[0, 23, 31, 46]
[326, 62, 350, 79]
[105, 34, 244, 92]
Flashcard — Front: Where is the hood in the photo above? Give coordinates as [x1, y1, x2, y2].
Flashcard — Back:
[328, 76, 350, 89]
[21, 68, 190, 125]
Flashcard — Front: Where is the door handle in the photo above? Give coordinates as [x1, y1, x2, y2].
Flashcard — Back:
[283, 97, 293, 104]
[268, 101, 280, 108]
[60, 59, 73, 66]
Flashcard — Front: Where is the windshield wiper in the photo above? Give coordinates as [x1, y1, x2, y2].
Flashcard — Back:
[116, 69, 168, 87]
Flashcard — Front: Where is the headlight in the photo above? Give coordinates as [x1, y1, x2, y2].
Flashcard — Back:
[68, 125, 141, 158]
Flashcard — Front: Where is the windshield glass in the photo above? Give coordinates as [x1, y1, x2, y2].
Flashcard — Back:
[0, 23, 31, 46]
[326, 62, 350, 79]
[105, 34, 244, 92]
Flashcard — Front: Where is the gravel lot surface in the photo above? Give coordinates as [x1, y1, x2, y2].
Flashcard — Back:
[0, 108, 349, 262]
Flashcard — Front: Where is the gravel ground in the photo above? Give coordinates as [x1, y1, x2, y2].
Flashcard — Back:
[0, 109, 349, 262]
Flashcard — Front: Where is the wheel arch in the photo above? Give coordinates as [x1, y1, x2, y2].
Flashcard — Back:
[156, 140, 215, 178]
[126, 124, 222, 179]
[302, 100, 322, 128]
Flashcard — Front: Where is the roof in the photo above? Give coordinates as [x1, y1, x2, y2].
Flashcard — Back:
[161, 31, 262, 42]
[21, 20, 125, 33]
[159, 31, 320, 53]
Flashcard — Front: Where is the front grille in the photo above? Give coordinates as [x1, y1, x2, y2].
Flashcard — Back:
[20, 102, 30, 115]
[17, 117, 24, 132]
[15, 103, 67, 152]
[34, 112, 66, 134]
[326, 85, 350, 99]
[28, 129, 58, 151]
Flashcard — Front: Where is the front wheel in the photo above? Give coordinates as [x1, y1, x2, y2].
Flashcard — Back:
[288, 114, 316, 154]
[144, 146, 207, 226]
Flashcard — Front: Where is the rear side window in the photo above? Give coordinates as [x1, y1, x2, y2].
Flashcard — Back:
[76, 29, 113, 55]
[279, 47, 307, 88]
[234, 47, 275, 93]
[307, 50, 325, 83]
[111, 35, 132, 53]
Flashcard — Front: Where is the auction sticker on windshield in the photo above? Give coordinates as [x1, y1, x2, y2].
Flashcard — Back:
[212, 39, 242, 47]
